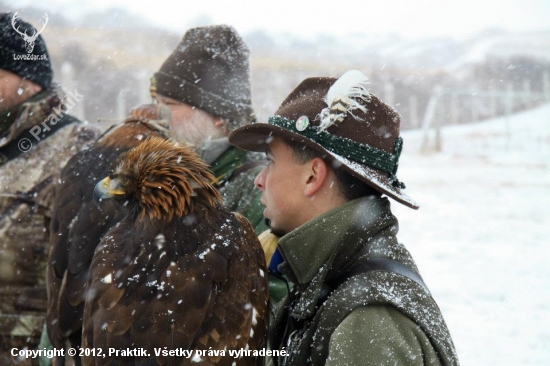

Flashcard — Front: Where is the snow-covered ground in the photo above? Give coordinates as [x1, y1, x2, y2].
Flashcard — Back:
[392, 104, 550, 365]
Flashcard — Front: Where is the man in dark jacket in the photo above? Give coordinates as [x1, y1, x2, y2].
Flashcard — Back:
[228, 71, 459, 365]
[0, 12, 98, 365]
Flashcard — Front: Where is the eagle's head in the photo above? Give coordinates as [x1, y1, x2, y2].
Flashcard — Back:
[93, 136, 221, 221]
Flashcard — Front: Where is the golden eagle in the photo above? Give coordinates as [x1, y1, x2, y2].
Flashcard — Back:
[46, 105, 173, 363]
[82, 136, 268, 365]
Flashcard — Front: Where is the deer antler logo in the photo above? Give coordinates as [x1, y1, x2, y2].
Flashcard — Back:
[12, 11, 49, 54]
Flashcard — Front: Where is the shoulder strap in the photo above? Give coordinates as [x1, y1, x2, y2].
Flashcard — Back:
[0, 114, 78, 165]
[319, 257, 431, 306]
[345, 258, 431, 294]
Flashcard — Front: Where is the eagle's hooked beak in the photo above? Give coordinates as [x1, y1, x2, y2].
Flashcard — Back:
[93, 177, 125, 202]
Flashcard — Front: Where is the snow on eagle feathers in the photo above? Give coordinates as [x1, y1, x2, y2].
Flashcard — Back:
[83, 136, 268, 365]
[46, 105, 174, 361]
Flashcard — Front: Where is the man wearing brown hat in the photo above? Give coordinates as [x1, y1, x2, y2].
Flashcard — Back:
[229, 71, 459, 365]
[0, 12, 99, 364]
[151, 24, 267, 234]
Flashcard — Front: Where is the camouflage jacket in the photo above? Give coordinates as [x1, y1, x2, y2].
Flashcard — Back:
[0, 87, 99, 363]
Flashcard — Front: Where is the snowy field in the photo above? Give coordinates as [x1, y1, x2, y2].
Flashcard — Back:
[391, 104, 550, 365]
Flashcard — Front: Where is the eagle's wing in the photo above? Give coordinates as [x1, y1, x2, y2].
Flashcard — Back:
[226, 213, 269, 351]
[82, 209, 268, 366]
[47, 143, 123, 350]
[47, 106, 171, 352]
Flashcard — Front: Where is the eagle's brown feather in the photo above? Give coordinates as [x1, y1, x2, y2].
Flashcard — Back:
[82, 137, 268, 365]
[46, 105, 173, 363]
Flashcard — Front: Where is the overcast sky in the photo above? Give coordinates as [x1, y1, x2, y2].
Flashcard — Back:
[8, 0, 550, 39]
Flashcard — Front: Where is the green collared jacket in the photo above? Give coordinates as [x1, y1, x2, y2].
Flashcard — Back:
[268, 196, 459, 366]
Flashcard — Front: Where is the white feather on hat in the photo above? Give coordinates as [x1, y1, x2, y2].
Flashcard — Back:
[317, 70, 371, 131]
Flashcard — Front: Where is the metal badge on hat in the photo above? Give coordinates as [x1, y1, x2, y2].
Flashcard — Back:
[295, 115, 309, 131]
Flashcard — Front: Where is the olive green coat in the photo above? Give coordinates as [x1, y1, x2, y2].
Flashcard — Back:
[268, 197, 459, 366]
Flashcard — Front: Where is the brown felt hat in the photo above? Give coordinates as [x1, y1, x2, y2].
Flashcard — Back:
[152, 25, 255, 131]
[228, 71, 419, 209]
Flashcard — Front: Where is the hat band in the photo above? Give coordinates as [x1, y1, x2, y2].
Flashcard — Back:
[268, 115, 405, 188]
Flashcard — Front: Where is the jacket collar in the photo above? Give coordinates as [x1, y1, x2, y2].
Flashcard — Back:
[0, 86, 65, 148]
[277, 196, 399, 319]
[207, 143, 249, 185]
